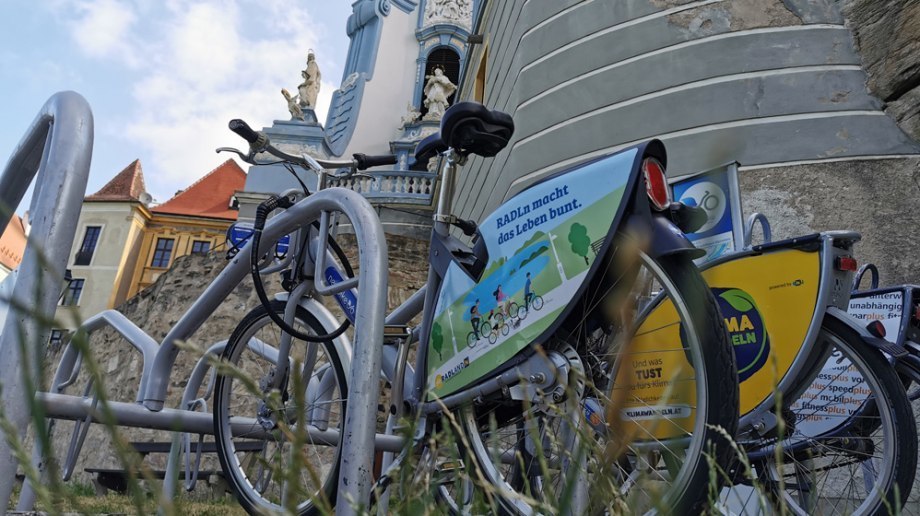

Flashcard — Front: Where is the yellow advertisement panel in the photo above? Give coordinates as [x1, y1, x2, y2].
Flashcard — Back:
[617, 249, 821, 440]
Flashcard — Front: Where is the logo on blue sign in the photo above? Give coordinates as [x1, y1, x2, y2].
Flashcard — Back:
[325, 267, 357, 322]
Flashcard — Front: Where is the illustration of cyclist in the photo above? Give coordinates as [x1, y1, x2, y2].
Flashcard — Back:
[524, 272, 533, 312]
[494, 284, 510, 316]
[470, 299, 481, 339]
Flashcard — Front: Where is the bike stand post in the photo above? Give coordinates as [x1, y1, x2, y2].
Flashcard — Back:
[322, 191, 390, 515]
[0, 91, 94, 511]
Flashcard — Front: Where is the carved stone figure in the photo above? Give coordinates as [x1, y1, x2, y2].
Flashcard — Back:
[281, 88, 305, 121]
[297, 51, 322, 108]
[424, 0, 472, 28]
[423, 68, 456, 121]
[399, 102, 421, 128]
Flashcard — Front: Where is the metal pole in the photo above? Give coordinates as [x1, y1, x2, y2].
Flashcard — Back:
[35, 391, 405, 452]
[334, 196, 388, 515]
[0, 91, 93, 510]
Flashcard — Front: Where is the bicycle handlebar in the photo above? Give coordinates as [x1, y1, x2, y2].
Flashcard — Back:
[353, 153, 398, 170]
[228, 119, 260, 144]
[227, 119, 396, 172]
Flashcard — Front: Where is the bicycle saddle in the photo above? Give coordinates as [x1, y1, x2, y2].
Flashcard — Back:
[414, 133, 448, 164]
[440, 102, 514, 157]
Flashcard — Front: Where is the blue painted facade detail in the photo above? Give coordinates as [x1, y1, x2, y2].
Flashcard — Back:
[342, 0, 386, 81]
[324, 76, 367, 157]
[391, 0, 418, 13]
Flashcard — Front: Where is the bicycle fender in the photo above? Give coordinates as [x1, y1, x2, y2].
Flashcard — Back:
[623, 212, 706, 260]
[273, 294, 355, 377]
[825, 307, 909, 360]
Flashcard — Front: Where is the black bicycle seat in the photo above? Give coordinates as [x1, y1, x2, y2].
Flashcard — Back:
[440, 102, 514, 158]
[414, 133, 448, 164]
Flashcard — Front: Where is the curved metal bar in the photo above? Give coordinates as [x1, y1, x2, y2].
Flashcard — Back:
[743, 212, 772, 249]
[852, 263, 880, 291]
[0, 91, 93, 511]
[135, 187, 386, 513]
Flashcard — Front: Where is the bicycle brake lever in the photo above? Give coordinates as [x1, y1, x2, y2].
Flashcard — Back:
[216, 147, 256, 164]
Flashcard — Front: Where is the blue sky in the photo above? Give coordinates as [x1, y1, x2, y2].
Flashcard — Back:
[0, 0, 354, 211]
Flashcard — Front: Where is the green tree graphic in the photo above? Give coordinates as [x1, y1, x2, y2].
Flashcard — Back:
[431, 322, 444, 360]
[568, 223, 590, 265]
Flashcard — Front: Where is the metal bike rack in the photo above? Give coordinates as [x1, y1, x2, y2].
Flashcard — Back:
[25, 189, 389, 514]
[2, 93, 390, 514]
[0, 91, 94, 510]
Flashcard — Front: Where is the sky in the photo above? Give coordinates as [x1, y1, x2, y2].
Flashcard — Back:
[0, 0, 354, 211]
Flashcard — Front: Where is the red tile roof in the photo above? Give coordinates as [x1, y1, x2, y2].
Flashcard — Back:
[86, 159, 147, 202]
[151, 160, 245, 220]
[0, 215, 27, 271]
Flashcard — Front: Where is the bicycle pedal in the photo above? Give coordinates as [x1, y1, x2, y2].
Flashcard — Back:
[384, 325, 410, 339]
[866, 336, 908, 358]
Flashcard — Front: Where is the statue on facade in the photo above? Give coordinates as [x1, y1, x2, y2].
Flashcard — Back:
[297, 51, 322, 109]
[281, 88, 305, 121]
[423, 68, 456, 121]
[399, 102, 421, 129]
[424, 0, 472, 27]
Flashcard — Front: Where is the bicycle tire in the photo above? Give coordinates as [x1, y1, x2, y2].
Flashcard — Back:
[516, 303, 528, 321]
[213, 301, 347, 515]
[458, 251, 739, 515]
[467, 331, 478, 348]
[742, 315, 916, 516]
[532, 295, 544, 311]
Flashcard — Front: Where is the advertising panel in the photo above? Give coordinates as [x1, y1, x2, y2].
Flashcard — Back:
[788, 290, 906, 435]
[848, 290, 904, 339]
[670, 163, 744, 264]
[625, 248, 821, 440]
[426, 149, 637, 398]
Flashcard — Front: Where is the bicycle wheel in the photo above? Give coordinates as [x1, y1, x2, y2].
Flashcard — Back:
[742, 315, 916, 515]
[532, 295, 544, 311]
[213, 301, 347, 515]
[468, 331, 479, 348]
[517, 303, 528, 321]
[458, 251, 738, 515]
[509, 302, 521, 319]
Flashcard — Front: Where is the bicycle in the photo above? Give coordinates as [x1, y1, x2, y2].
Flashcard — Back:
[516, 293, 545, 320]
[465, 320, 492, 348]
[211, 101, 739, 514]
[636, 231, 918, 515]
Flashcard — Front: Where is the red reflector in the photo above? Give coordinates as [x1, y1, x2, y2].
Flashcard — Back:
[836, 256, 858, 272]
[866, 320, 886, 338]
[642, 157, 670, 211]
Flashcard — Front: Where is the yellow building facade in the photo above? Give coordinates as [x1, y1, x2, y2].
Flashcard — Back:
[55, 159, 245, 331]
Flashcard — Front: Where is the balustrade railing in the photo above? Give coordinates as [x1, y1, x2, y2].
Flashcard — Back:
[327, 169, 437, 205]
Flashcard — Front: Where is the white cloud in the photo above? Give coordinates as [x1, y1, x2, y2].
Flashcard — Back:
[57, 0, 344, 202]
[66, 0, 139, 65]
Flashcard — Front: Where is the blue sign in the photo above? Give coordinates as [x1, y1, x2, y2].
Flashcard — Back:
[670, 163, 743, 264]
[227, 223, 291, 256]
[325, 266, 358, 322]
